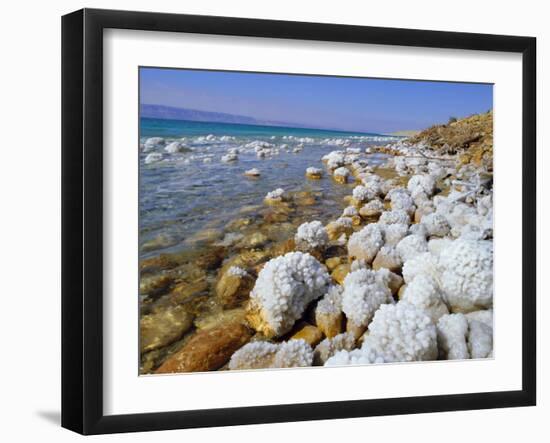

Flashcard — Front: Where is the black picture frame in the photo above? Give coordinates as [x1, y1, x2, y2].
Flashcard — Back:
[61, 8, 537, 435]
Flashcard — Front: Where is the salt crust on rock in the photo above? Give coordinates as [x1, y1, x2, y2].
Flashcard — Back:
[352, 185, 376, 202]
[315, 285, 344, 338]
[360, 199, 384, 217]
[437, 312, 493, 360]
[326, 301, 438, 365]
[364, 301, 438, 362]
[379, 209, 411, 226]
[314, 332, 357, 365]
[438, 239, 493, 312]
[408, 174, 436, 197]
[389, 189, 416, 216]
[343, 206, 358, 217]
[421, 213, 451, 237]
[228, 339, 313, 370]
[333, 166, 350, 177]
[401, 274, 449, 322]
[295, 221, 329, 252]
[347, 223, 384, 263]
[342, 268, 393, 328]
[247, 252, 330, 337]
[396, 234, 429, 262]
[381, 222, 409, 246]
[402, 252, 439, 284]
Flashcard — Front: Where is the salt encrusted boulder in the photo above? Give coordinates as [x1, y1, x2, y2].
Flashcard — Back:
[228, 341, 279, 370]
[324, 346, 387, 366]
[246, 252, 331, 337]
[333, 167, 350, 184]
[438, 239, 493, 312]
[389, 189, 416, 216]
[323, 151, 345, 170]
[467, 319, 493, 358]
[244, 168, 261, 177]
[347, 223, 384, 263]
[359, 199, 384, 218]
[437, 312, 493, 360]
[164, 141, 190, 153]
[264, 188, 286, 204]
[325, 217, 353, 240]
[401, 275, 449, 322]
[306, 167, 323, 179]
[436, 313, 469, 359]
[465, 309, 493, 328]
[273, 339, 314, 368]
[342, 268, 394, 335]
[352, 185, 376, 203]
[421, 213, 451, 237]
[364, 301, 438, 362]
[315, 285, 344, 338]
[295, 221, 329, 252]
[144, 152, 163, 164]
[379, 209, 410, 226]
[396, 234, 429, 262]
[402, 251, 439, 284]
[343, 206, 359, 217]
[372, 246, 402, 273]
[408, 174, 436, 197]
[381, 223, 409, 246]
[143, 137, 165, 151]
[326, 301, 438, 365]
[409, 222, 429, 238]
[314, 332, 356, 365]
[221, 153, 238, 162]
[228, 339, 314, 370]
[427, 238, 453, 256]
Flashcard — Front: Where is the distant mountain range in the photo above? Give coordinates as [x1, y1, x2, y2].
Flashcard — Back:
[140, 104, 265, 126]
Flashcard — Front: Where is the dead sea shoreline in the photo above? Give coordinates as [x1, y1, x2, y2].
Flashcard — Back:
[139, 111, 494, 374]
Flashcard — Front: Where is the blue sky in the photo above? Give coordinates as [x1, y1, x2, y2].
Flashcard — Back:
[140, 67, 493, 133]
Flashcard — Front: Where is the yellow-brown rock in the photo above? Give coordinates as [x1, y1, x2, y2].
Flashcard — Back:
[140, 305, 194, 353]
[155, 322, 252, 373]
[291, 324, 324, 347]
[215, 268, 255, 308]
[331, 263, 351, 285]
[325, 256, 342, 271]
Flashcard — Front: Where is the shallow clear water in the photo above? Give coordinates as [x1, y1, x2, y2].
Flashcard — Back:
[139, 118, 397, 258]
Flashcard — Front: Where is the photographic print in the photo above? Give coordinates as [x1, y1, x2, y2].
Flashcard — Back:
[138, 67, 494, 375]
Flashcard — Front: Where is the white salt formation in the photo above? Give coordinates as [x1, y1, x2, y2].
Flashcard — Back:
[347, 223, 384, 263]
[246, 252, 330, 337]
[295, 221, 329, 252]
[341, 268, 393, 329]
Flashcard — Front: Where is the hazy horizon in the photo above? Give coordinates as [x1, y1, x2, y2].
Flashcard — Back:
[140, 67, 493, 134]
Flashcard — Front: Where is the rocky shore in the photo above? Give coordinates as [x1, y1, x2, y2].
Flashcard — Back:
[139, 112, 494, 374]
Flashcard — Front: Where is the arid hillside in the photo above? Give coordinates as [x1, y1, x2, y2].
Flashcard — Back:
[408, 111, 493, 169]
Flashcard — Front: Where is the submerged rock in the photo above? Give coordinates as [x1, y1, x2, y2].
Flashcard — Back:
[156, 322, 252, 373]
[140, 305, 194, 353]
[215, 266, 255, 307]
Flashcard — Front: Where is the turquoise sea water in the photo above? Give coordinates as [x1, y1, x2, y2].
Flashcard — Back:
[139, 118, 397, 259]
